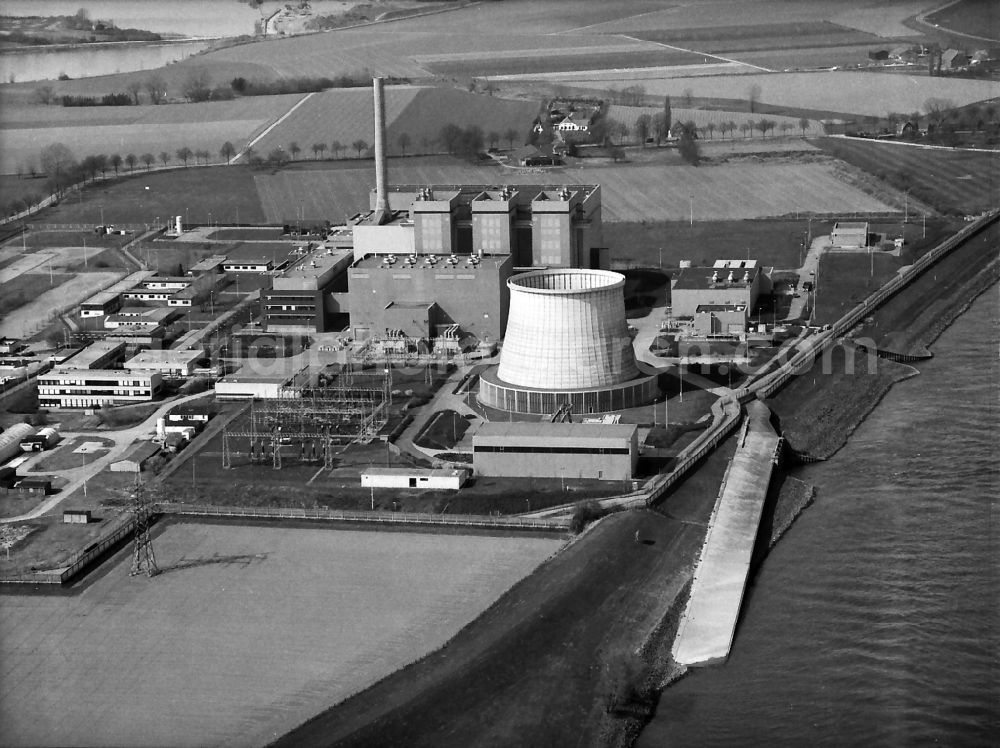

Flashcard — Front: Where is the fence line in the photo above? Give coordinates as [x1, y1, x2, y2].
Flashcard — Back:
[155, 502, 570, 530]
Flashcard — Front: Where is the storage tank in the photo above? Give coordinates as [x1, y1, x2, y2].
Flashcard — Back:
[0, 423, 36, 464]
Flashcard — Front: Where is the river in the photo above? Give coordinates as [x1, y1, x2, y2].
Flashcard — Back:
[640, 286, 998, 747]
[0, 1, 362, 82]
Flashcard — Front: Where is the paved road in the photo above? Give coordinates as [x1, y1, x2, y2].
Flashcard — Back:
[2, 391, 214, 524]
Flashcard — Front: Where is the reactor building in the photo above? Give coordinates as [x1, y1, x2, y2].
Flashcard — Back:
[478, 269, 657, 414]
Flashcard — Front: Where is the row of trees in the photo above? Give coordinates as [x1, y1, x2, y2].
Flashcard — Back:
[599, 113, 810, 146]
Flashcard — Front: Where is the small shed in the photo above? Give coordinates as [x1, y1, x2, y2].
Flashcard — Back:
[361, 467, 469, 490]
[110, 441, 161, 472]
[15, 478, 51, 496]
[63, 509, 92, 524]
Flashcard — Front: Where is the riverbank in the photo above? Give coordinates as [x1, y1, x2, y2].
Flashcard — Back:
[767, 219, 999, 459]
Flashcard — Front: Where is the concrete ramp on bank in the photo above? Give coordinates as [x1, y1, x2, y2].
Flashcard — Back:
[672, 400, 780, 666]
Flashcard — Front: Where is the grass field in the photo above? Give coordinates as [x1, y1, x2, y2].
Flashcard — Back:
[815, 138, 1000, 215]
[36, 165, 267, 226]
[254, 158, 899, 224]
[813, 251, 904, 324]
[0, 521, 562, 748]
[555, 71, 1000, 118]
[250, 87, 540, 162]
[272, 433, 737, 747]
[627, 20, 883, 51]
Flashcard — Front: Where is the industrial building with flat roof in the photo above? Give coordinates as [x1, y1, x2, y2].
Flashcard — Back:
[473, 422, 638, 481]
[214, 368, 295, 399]
[79, 271, 157, 317]
[361, 467, 469, 490]
[670, 260, 770, 326]
[60, 341, 127, 370]
[262, 246, 354, 332]
[124, 348, 203, 377]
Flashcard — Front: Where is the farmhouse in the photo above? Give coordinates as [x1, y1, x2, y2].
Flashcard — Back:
[941, 49, 969, 70]
[556, 112, 591, 132]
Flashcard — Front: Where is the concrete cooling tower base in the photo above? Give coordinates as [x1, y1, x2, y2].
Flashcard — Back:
[478, 368, 658, 415]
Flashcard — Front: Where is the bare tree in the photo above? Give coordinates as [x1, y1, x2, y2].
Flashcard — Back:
[352, 139, 369, 158]
[780, 122, 793, 136]
[176, 147, 193, 166]
[145, 75, 166, 105]
[110, 154, 123, 175]
[706, 122, 716, 139]
[739, 122, 750, 138]
[504, 127, 519, 149]
[159, 151, 171, 167]
[487, 131, 500, 149]
[141, 153, 155, 170]
[329, 140, 342, 158]
[398, 132, 412, 155]
[127, 80, 142, 105]
[799, 117, 810, 136]
[125, 153, 137, 172]
[635, 113, 652, 146]
[311, 142, 324, 159]
[439, 124, 463, 154]
[34, 86, 55, 105]
[182, 70, 212, 103]
[289, 141, 301, 160]
[220, 141, 236, 163]
[747, 83, 762, 113]
[683, 87, 694, 106]
[923, 97, 954, 128]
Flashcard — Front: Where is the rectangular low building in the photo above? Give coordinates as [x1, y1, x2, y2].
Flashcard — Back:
[473, 422, 638, 481]
[59, 341, 127, 370]
[124, 348, 203, 377]
[671, 261, 765, 321]
[830, 221, 869, 248]
[110, 440, 161, 472]
[361, 467, 469, 490]
[214, 368, 294, 400]
[38, 368, 162, 408]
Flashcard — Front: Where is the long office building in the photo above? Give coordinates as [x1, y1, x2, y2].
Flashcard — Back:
[38, 368, 162, 408]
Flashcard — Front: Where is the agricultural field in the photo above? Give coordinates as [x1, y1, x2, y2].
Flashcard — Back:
[0, 522, 563, 748]
[627, 21, 885, 52]
[924, 0, 998, 41]
[421, 48, 710, 79]
[552, 71, 1000, 118]
[604, 104, 823, 139]
[249, 86, 540, 162]
[815, 137, 1000, 215]
[254, 158, 900, 224]
[0, 94, 305, 174]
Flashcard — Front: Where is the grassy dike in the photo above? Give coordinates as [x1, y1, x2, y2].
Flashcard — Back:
[768, 220, 999, 459]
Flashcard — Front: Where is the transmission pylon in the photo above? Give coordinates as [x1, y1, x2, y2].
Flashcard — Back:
[129, 473, 160, 578]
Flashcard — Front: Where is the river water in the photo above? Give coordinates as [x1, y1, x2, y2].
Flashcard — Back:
[0, 1, 360, 82]
[640, 287, 998, 747]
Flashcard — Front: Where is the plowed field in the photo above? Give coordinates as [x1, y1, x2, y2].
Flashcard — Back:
[816, 137, 1000, 214]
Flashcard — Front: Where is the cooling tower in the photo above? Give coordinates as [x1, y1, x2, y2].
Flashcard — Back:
[479, 269, 657, 415]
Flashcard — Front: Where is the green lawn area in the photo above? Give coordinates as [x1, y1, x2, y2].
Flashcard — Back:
[0, 272, 74, 315]
[38, 166, 266, 227]
[813, 251, 902, 325]
[606, 219, 830, 270]
[32, 436, 114, 471]
[414, 410, 471, 451]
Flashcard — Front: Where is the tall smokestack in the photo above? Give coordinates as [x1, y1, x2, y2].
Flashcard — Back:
[372, 76, 391, 225]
